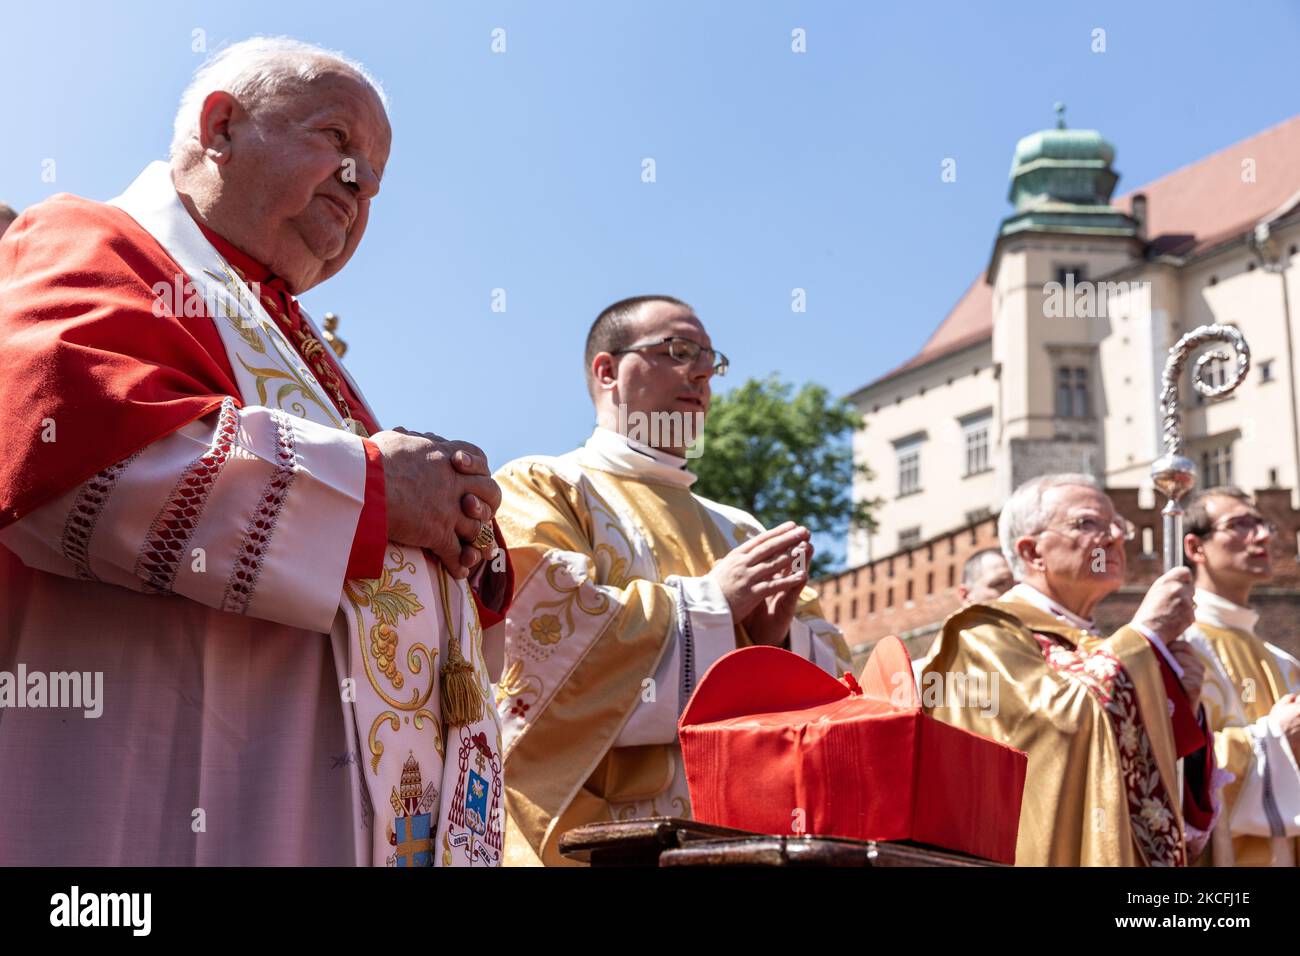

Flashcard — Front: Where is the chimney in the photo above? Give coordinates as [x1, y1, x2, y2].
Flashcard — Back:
[1131, 192, 1148, 242]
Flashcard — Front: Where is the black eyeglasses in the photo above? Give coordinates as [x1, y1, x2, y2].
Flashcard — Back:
[1198, 515, 1278, 539]
[612, 336, 729, 376]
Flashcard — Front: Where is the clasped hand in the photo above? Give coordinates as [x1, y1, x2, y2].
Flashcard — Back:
[709, 521, 813, 647]
[369, 427, 502, 580]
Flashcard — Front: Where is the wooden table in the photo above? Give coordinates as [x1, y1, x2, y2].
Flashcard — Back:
[557, 817, 751, 866]
[558, 817, 1001, 867]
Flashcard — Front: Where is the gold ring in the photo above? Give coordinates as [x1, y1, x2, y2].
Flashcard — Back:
[473, 521, 496, 551]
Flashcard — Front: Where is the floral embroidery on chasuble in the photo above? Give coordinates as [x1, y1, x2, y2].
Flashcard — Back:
[496, 466, 740, 854]
[1031, 631, 1184, 866]
[110, 162, 502, 866]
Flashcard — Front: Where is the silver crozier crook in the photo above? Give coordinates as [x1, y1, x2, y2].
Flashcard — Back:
[1151, 324, 1249, 862]
[1150, 324, 1251, 569]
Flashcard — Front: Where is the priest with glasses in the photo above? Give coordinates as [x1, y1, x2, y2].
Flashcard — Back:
[492, 294, 850, 866]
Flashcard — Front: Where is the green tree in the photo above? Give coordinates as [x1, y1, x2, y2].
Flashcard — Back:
[689, 375, 879, 575]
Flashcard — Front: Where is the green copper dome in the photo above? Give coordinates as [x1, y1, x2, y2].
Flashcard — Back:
[997, 106, 1136, 240]
[1009, 128, 1119, 208]
[1012, 127, 1115, 169]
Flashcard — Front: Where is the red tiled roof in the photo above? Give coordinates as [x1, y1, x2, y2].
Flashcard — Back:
[861, 114, 1300, 393]
[1114, 113, 1300, 257]
[872, 279, 992, 384]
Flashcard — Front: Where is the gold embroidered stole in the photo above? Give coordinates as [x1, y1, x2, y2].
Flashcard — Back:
[209, 270, 503, 866]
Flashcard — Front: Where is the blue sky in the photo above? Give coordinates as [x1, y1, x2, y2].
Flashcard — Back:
[4, 1, 1297, 562]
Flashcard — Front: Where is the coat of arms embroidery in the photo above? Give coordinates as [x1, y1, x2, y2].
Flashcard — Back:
[446, 729, 503, 865]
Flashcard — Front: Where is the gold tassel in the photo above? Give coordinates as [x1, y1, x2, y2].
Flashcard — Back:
[437, 567, 484, 727]
[440, 639, 484, 726]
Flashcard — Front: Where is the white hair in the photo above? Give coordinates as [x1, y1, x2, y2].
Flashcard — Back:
[998, 472, 1101, 579]
[169, 36, 388, 162]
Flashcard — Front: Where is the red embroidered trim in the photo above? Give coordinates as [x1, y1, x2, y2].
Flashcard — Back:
[135, 398, 239, 594]
[1034, 635, 1121, 702]
[61, 452, 139, 580]
[222, 410, 298, 614]
[1033, 633, 1186, 866]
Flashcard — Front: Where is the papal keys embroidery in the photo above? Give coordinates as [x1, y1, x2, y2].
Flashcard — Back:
[387, 752, 437, 867]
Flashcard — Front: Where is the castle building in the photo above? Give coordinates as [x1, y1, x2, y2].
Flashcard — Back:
[818, 112, 1300, 660]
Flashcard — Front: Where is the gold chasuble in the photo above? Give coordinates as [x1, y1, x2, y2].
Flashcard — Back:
[922, 585, 1191, 866]
[1187, 589, 1300, 866]
[494, 427, 851, 866]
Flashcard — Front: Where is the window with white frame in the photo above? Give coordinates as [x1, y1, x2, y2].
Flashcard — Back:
[961, 410, 992, 476]
[898, 526, 921, 550]
[895, 436, 923, 497]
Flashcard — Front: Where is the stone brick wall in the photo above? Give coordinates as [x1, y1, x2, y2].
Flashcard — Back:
[1095, 588, 1300, 660]
[816, 517, 1001, 657]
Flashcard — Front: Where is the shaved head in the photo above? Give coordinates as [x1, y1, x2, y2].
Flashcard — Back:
[584, 295, 691, 398]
